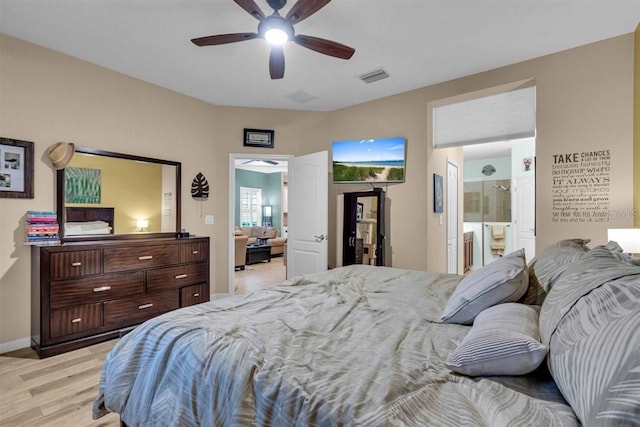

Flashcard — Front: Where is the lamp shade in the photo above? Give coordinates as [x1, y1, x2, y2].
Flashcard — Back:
[136, 219, 149, 229]
[607, 228, 640, 253]
[263, 205, 272, 217]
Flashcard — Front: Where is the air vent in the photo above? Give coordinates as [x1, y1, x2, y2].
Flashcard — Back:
[287, 90, 317, 104]
[358, 68, 389, 84]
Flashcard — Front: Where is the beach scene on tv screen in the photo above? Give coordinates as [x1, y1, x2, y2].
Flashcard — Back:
[332, 137, 405, 183]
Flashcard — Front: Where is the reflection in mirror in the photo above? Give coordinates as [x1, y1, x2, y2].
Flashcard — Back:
[57, 147, 181, 240]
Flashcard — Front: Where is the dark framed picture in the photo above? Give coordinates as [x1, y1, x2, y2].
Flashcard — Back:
[433, 173, 443, 213]
[356, 202, 364, 221]
[243, 128, 274, 148]
[0, 137, 34, 199]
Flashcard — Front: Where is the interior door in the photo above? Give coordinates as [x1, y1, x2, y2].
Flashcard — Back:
[515, 174, 536, 263]
[447, 160, 459, 274]
[287, 151, 328, 278]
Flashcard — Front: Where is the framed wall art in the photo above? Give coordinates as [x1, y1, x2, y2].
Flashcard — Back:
[243, 128, 274, 148]
[433, 173, 444, 213]
[0, 137, 34, 199]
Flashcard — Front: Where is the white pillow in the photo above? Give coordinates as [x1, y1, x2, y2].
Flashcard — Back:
[445, 303, 547, 376]
[440, 248, 528, 325]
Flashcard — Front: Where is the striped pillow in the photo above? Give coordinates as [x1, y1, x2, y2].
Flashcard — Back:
[440, 249, 528, 324]
[445, 303, 547, 376]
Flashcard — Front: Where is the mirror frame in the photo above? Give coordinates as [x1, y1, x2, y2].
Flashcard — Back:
[56, 147, 181, 242]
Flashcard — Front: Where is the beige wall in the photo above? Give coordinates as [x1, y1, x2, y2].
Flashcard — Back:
[0, 32, 635, 349]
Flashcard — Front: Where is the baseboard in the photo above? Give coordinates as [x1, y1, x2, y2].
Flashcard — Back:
[210, 292, 233, 300]
[0, 336, 31, 354]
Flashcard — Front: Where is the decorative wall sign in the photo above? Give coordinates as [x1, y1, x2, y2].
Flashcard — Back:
[243, 128, 274, 148]
[191, 172, 209, 200]
[433, 173, 444, 213]
[65, 167, 101, 204]
[551, 149, 611, 223]
[0, 137, 34, 199]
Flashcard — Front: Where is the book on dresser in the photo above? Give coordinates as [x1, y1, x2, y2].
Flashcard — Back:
[31, 236, 210, 357]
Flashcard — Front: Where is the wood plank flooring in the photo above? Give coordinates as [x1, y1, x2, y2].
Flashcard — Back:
[0, 257, 285, 426]
[0, 339, 120, 427]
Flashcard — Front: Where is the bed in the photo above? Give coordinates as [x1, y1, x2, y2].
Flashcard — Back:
[93, 240, 640, 426]
[65, 207, 114, 235]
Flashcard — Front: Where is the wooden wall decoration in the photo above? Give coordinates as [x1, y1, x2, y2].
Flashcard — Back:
[191, 172, 209, 200]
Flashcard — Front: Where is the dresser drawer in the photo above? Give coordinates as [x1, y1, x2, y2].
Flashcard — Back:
[147, 263, 208, 292]
[104, 244, 179, 273]
[50, 271, 144, 309]
[103, 290, 179, 328]
[180, 241, 209, 264]
[49, 250, 101, 280]
[50, 303, 102, 338]
[180, 284, 209, 307]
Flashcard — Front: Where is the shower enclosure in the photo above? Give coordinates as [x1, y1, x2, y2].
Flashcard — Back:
[463, 179, 512, 267]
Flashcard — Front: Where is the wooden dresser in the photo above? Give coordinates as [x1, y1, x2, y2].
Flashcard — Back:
[31, 237, 209, 358]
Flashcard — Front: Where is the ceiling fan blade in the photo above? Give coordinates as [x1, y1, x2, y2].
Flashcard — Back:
[294, 34, 355, 59]
[233, 0, 266, 20]
[285, 0, 331, 25]
[269, 45, 285, 79]
[191, 33, 258, 46]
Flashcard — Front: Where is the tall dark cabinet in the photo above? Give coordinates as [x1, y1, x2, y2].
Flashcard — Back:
[342, 188, 385, 266]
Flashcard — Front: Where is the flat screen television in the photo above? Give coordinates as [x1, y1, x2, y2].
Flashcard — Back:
[332, 137, 406, 184]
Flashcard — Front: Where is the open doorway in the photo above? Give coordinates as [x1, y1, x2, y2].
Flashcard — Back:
[462, 138, 536, 270]
[229, 154, 291, 295]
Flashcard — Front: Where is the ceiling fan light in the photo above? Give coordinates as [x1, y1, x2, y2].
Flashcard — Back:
[265, 28, 288, 45]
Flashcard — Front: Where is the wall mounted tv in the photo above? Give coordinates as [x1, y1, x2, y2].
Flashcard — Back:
[332, 137, 406, 184]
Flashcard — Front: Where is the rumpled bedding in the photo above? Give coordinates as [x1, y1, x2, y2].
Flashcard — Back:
[93, 265, 578, 426]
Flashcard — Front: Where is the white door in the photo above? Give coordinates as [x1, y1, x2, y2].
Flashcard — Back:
[287, 151, 328, 278]
[515, 174, 536, 263]
[447, 160, 459, 274]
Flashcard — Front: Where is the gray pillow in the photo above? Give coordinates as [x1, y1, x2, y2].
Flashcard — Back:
[520, 238, 590, 305]
[445, 303, 547, 376]
[440, 248, 528, 325]
[540, 246, 640, 425]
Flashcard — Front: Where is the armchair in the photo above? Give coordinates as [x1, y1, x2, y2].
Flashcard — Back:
[234, 235, 249, 271]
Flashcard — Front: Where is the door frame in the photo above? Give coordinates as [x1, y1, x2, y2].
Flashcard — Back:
[446, 158, 461, 274]
[228, 153, 293, 294]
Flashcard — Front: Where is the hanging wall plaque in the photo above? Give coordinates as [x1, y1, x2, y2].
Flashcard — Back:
[191, 172, 209, 200]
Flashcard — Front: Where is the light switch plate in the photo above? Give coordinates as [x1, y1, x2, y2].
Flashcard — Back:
[205, 215, 214, 225]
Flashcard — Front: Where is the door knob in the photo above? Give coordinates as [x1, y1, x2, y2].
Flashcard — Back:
[314, 235, 326, 241]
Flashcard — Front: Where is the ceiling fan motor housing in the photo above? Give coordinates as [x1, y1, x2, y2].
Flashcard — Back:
[266, 0, 288, 11]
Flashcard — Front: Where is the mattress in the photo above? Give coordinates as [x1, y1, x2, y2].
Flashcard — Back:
[93, 265, 578, 426]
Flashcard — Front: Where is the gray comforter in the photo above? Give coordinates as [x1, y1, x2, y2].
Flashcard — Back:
[93, 265, 578, 426]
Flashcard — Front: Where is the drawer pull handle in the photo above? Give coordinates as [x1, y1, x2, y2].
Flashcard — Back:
[71, 262, 82, 267]
[93, 286, 112, 293]
[193, 293, 200, 297]
[71, 318, 82, 323]
[192, 250, 199, 254]
[138, 303, 154, 310]
[138, 255, 153, 261]
[175, 274, 188, 279]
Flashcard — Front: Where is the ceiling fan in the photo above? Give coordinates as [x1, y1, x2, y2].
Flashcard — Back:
[191, 0, 355, 79]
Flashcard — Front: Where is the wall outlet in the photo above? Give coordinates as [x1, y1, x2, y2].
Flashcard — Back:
[205, 215, 214, 225]
[439, 215, 443, 225]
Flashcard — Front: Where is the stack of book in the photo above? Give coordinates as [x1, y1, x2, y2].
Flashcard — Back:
[26, 211, 60, 245]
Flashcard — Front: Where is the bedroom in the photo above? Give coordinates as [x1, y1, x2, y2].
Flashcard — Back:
[1, 0, 639, 424]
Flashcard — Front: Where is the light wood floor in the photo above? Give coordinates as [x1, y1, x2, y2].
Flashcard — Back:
[0, 339, 120, 427]
[0, 257, 285, 426]
[234, 255, 286, 295]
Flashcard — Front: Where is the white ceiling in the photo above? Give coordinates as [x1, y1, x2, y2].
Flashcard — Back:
[1, 1, 639, 112]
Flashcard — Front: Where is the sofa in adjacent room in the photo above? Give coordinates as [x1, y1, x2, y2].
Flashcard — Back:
[235, 226, 286, 257]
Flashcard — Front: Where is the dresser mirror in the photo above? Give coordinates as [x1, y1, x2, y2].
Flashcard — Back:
[56, 147, 181, 241]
